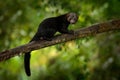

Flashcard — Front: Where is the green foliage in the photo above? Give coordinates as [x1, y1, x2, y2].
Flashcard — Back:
[0, 0, 120, 80]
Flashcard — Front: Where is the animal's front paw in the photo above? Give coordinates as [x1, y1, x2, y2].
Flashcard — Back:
[68, 30, 74, 34]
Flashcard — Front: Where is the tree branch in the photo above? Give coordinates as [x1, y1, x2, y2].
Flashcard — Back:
[0, 19, 120, 62]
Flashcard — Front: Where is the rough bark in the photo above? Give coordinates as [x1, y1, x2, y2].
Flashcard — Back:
[0, 19, 120, 61]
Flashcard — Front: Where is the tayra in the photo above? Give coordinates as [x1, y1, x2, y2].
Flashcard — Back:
[24, 12, 78, 76]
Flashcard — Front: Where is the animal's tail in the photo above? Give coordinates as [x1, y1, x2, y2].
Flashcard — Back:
[24, 52, 31, 76]
[24, 33, 41, 76]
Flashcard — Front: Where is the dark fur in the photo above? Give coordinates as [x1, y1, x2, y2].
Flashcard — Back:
[24, 13, 78, 76]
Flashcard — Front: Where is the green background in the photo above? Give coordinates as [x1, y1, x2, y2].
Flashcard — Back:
[0, 0, 120, 80]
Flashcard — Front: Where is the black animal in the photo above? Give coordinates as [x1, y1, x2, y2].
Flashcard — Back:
[24, 12, 78, 76]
